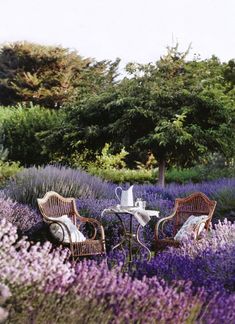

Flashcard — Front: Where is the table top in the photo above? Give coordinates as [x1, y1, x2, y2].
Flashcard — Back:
[101, 205, 159, 226]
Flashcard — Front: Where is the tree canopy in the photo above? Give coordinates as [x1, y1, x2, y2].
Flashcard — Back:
[0, 42, 119, 108]
[0, 43, 234, 186]
[55, 46, 234, 186]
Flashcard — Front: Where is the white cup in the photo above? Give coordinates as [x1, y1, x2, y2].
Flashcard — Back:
[135, 199, 146, 209]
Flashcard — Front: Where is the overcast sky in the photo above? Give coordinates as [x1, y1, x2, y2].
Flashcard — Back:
[0, 0, 234, 72]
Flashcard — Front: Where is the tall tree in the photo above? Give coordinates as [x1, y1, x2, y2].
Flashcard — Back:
[42, 47, 235, 186]
[0, 42, 119, 108]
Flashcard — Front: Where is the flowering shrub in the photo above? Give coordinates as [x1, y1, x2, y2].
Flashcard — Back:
[3, 165, 235, 250]
[5, 165, 235, 210]
[5, 165, 114, 207]
[212, 186, 235, 221]
[0, 196, 43, 236]
[0, 219, 74, 289]
[134, 177, 235, 212]
[135, 220, 235, 293]
[0, 283, 11, 323]
[1, 219, 235, 323]
[1, 166, 235, 322]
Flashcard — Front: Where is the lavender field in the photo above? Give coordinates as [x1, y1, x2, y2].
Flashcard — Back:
[0, 165, 235, 323]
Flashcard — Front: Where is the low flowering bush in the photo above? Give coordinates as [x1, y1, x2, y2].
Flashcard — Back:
[134, 220, 235, 293]
[1, 219, 235, 323]
[3, 165, 235, 251]
[134, 177, 235, 204]
[0, 219, 74, 290]
[73, 261, 206, 323]
[5, 165, 235, 213]
[76, 198, 117, 219]
[0, 283, 11, 323]
[2, 166, 235, 322]
[212, 186, 235, 221]
[134, 177, 235, 222]
[0, 196, 43, 236]
[5, 165, 115, 207]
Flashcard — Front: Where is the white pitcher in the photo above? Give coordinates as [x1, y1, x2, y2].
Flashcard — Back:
[115, 185, 134, 207]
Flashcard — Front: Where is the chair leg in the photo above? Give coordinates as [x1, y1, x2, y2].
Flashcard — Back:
[154, 241, 160, 256]
[71, 255, 80, 267]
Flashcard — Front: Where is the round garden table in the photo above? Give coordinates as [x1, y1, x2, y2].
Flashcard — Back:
[101, 206, 159, 263]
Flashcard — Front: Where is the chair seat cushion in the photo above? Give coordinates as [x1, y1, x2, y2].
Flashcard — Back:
[48, 215, 86, 243]
[174, 215, 209, 242]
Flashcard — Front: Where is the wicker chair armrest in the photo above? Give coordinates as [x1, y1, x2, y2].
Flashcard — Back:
[76, 216, 105, 240]
[155, 212, 176, 240]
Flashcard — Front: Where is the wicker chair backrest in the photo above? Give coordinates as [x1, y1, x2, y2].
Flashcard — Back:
[37, 191, 76, 221]
[173, 192, 216, 235]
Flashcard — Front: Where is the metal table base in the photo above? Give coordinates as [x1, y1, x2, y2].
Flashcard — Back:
[112, 213, 151, 263]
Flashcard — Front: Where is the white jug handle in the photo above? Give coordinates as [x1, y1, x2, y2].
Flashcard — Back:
[115, 187, 122, 202]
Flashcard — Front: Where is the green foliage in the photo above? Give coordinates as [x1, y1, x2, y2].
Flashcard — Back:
[58, 46, 234, 187]
[165, 167, 200, 184]
[0, 106, 16, 161]
[165, 153, 235, 184]
[165, 165, 235, 184]
[0, 160, 22, 187]
[0, 43, 233, 187]
[81, 144, 156, 183]
[86, 164, 235, 185]
[93, 143, 128, 169]
[0, 42, 120, 108]
[70, 143, 128, 170]
[224, 59, 235, 91]
[88, 167, 156, 184]
[0, 113, 22, 186]
[0, 106, 16, 122]
[1, 105, 64, 166]
[0, 143, 8, 162]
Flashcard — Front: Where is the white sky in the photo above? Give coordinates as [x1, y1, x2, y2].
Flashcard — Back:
[0, 0, 234, 73]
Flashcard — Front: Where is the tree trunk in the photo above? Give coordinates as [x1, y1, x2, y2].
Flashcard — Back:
[158, 159, 166, 188]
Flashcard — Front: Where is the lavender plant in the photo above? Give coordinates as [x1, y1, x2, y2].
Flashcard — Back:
[5, 165, 115, 207]
[4, 165, 235, 250]
[134, 220, 235, 293]
[1, 219, 235, 323]
[0, 196, 43, 236]
[0, 283, 10, 323]
[5, 165, 235, 211]
[134, 177, 235, 204]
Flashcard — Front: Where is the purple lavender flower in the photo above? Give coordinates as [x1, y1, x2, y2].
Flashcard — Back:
[0, 196, 43, 236]
[0, 283, 11, 323]
[5, 165, 116, 207]
[0, 219, 235, 323]
[134, 219, 235, 294]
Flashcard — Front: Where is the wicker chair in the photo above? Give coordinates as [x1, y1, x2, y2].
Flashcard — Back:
[37, 191, 106, 260]
[155, 192, 216, 253]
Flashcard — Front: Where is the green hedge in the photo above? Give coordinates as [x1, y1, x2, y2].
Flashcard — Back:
[166, 165, 235, 184]
[88, 165, 235, 184]
[88, 166, 156, 184]
[0, 160, 22, 188]
[0, 105, 64, 166]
